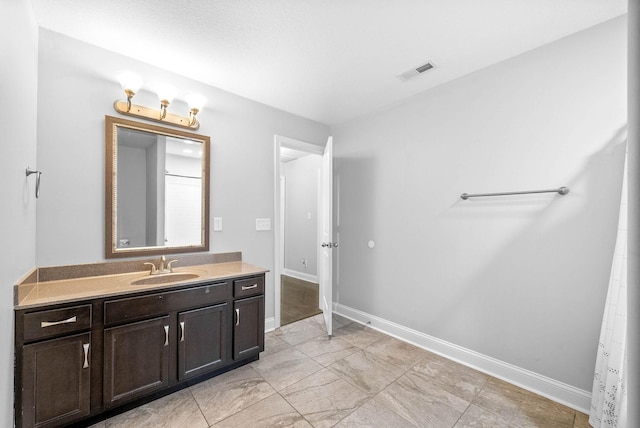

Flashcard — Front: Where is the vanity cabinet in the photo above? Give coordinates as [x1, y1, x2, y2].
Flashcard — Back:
[233, 277, 265, 360]
[102, 280, 232, 409]
[22, 333, 92, 428]
[178, 303, 229, 380]
[103, 316, 170, 407]
[17, 305, 93, 428]
[15, 272, 265, 428]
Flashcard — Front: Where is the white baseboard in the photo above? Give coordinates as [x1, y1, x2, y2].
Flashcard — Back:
[333, 302, 591, 413]
[265, 317, 276, 333]
[282, 269, 318, 284]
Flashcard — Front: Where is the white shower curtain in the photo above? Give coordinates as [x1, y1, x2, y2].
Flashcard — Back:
[590, 155, 628, 428]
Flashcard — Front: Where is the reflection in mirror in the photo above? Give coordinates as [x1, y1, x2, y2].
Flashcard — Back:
[106, 116, 210, 258]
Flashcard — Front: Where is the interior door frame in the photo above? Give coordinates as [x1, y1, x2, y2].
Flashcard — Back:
[273, 135, 325, 330]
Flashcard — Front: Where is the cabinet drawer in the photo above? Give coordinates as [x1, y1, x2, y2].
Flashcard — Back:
[104, 282, 231, 325]
[233, 276, 264, 298]
[23, 304, 92, 342]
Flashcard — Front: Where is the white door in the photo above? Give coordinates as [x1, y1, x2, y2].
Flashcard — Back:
[319, 137, 334, 337]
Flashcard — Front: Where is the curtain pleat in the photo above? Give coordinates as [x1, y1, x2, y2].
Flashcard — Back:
[590, 155, 628, 428]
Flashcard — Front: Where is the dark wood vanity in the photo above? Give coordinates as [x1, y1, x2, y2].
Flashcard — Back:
[14, 260, 266, 428]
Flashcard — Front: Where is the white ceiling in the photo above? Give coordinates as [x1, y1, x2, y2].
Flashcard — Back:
[31, 0, 627, 126]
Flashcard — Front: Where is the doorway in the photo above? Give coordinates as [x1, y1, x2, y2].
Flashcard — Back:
[274, 135, 332, 332]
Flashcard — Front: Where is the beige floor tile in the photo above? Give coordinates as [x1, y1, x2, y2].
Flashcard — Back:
[512, 401, 576, 428]
[573, 411, 591, 428]
[189, 364, 275, 425]
[363, 336, 430, 371]
[473, 377, 575, 428]
[280, 368, 369, 428]
[453, 404, 516, 428]
[251, 346, 323, 391]
[305, 313, 354, 332]
[295, 334, 359, 366]
[275, 319, 327, 346]
[105, 389, 207, 428]
[329, 349, 405, 395]
[88, 422, 106, 428]
[410, 352, 489, 402]
[264, 331, 293, 356]
[98, 317, 585, 428]
[332, 313, 355, 330]
[376, 370, 470, 427]
[335, 398, 417, 427]
[332, 322, 386, 348]
[214, 393, 312, 427]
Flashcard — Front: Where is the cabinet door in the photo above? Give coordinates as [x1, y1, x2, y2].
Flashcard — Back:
[178, 303, 229, 380]
[104, 316, 170, 407]
[233, 295, 264, 360]
[22, 333, 91, 428]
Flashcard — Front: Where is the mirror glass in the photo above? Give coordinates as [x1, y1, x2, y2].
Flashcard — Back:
[105, 116, 210, 258]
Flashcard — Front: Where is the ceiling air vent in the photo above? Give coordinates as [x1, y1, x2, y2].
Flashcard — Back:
[396, 61, 435, 81]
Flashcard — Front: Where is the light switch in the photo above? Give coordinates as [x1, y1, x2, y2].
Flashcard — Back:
[213, 217, 223, 231]
[256, 218, 271, 231]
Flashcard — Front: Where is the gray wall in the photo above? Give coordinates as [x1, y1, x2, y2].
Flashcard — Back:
[282, 154, 322, 276]
[34, 29, 330, 323]
[332, 16, 626, 392]
[0, 1, 39, 424]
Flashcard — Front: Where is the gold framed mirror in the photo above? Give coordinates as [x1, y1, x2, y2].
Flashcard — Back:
[105, 115, 210, 258]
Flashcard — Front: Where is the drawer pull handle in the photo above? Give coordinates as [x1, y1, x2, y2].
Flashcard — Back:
[241, 284, 258, 291]
[82, 343, 90, 369]
[180, 321, 185, 342]
[41, 316, 77, 328]
[235, 308, 240, 326]
[164, 325, 169, 346]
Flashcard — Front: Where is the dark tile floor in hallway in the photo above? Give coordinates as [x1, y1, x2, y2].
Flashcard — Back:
[281, 275, 322, 326]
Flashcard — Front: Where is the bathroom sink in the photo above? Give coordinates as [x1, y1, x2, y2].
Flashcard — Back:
[130, 272, 200, 286]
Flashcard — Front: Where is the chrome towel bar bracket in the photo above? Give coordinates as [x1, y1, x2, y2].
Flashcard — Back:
[26, 167, 43, 198]
[460, 186, 569, 200]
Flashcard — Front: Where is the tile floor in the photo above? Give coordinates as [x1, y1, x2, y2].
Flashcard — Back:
[90, 314, 591, 428]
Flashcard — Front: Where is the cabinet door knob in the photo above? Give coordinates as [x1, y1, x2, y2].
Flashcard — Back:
[235, 308, 240, 326]
[82, 343, 90, 369]
[164, 325, 169, 346]
[180, 321, 185, 342]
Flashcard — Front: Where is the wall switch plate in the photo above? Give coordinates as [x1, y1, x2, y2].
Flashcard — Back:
[213, 217, 223, 231]
[256, 218, 271, 231]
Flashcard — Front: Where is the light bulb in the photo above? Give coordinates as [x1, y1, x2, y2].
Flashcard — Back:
[185, 93, 207, 111]
[155, 83, 177, 104]
[116, 71, 143, 94]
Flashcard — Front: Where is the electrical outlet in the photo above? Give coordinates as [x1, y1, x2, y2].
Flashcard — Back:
[256, 218, 271, 231]
[213, 217, 223, 231]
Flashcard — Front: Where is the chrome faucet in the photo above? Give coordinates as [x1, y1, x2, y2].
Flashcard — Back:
[144, 255, 178, 275]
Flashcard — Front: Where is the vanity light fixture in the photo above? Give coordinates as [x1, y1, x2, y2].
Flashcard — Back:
[113, 72, 204, 130]
[185, 93, 207, 126]
[154, 83, 176, 120]
[116, 71, 143, 112]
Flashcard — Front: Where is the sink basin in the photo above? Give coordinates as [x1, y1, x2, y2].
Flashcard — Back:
[130, 272, 200, 286]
